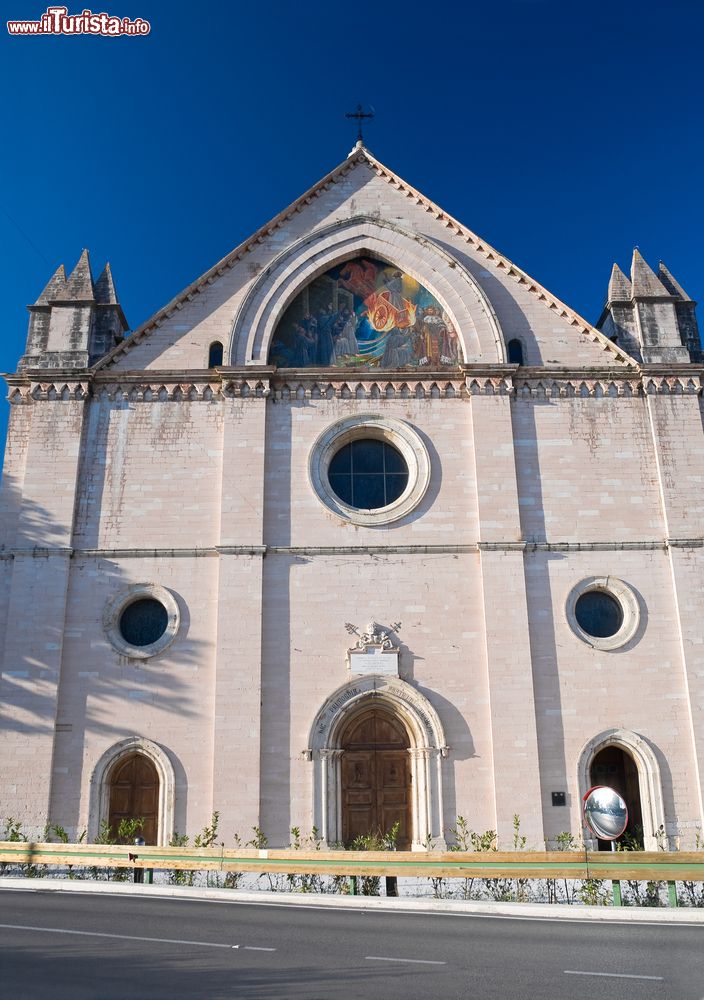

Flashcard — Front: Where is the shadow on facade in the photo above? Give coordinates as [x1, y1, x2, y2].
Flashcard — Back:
[260, 401, 294, 842]
[652, 742, 677, 846]
[416, 682, 476, 834]
[259, 552, 298, 844]
[0, 471, 203, 838]
[511, 398, 570, 832]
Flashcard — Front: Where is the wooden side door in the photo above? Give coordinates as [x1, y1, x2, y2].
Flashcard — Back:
[108, 753, 159, 844]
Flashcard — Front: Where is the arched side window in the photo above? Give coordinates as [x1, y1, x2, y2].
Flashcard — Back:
[507, 338, 524, 365]
[208, 341, 224, 367]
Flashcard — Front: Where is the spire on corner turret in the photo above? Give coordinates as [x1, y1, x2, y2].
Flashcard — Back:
[657, 262, 693, 302]
[596, 261, 640, 357]
[607, 263, 632, 303]
[631, 249, 671, 299]
[597, 250, 699, 363]
[19, 251, 129, 371]
[94, 262, 118, 304]
[658, 262, 701, 360]
[34, 264, 67, 305]
[56, 248, 95, 301]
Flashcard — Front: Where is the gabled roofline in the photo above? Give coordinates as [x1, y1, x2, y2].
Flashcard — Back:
[97, 146, 635, 370]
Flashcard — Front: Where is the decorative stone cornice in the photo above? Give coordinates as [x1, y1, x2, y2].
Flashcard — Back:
[513, 368, 702, 398]
[514, 377, 640, 398]
[642, 373, 702, 395]
[465, 375, 514, 395]
[4, 370, 273, 403]
[5, 366, 703, 403]
[90, 377, 271, 402]
[272, 376, 468, 401]
[6, 379, 90, 403]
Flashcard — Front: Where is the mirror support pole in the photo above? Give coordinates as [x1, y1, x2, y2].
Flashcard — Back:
[610, 840, 622, 906]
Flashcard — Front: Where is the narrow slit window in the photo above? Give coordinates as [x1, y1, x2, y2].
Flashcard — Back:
[507, 339, 524, 365]
[208, 342, 224, 367]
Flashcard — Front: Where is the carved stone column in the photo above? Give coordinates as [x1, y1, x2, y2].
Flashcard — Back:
[408, 747, 431, 848]
[319, 748, 344, 845]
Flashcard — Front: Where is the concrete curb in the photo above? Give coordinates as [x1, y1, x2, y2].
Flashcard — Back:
[2, 877, 703, 923]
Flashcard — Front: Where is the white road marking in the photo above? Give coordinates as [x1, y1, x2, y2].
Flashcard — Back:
[366, 955, 446, 965]
[244, 946, 276, 951]
[565, 970, 664, 981]
[0, 923, 262, 951]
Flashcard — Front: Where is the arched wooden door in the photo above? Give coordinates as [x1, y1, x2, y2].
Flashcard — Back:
[340, 707, 411, 849]
[108, 753, 159, 844]
[590, 745, 644, 849]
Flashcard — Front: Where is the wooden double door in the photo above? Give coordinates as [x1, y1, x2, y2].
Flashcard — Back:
[108, 753, 159, 844]
[340, 707, 412, 850]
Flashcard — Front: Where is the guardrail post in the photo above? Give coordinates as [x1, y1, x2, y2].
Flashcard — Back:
[132, 837, 145, 884]
[611, 880, 622, 906]
[348, 876, 357, 895]
[667, 881, 678, 907]
[385, 876, 398, 897]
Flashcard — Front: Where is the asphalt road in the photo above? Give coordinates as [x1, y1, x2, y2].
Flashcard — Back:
[0, 888, 702, 999]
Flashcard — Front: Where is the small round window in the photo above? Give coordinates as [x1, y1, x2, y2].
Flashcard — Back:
[566, 577, 640, 651]
[309, 415, 431, 526]
[574, 590, 623, 638]
[119, 599, 169, 647]
[103, 584, 181, 659]
[328, 439, 409, 510]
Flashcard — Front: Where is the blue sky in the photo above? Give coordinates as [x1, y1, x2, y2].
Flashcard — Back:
[1, 0, 703, 460]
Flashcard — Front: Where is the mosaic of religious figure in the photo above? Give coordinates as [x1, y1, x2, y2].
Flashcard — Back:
[268, 257, 461, 369]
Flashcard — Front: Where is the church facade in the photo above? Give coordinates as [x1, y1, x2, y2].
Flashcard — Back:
[1, 144, 703, 851]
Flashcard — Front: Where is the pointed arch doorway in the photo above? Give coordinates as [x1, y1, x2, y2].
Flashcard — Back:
[340, 706, 412, 849]
[308, 675, 448, 850]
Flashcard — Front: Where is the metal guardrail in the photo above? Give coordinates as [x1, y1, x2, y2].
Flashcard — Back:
[1, 842, 703, 882]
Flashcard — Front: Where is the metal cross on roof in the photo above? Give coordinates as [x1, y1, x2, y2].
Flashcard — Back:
[345, 104, 374, 144]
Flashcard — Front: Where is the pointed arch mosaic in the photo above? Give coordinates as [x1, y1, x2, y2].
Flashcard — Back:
[268, 256, 461, 371]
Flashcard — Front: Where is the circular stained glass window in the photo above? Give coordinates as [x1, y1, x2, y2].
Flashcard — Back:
[328, 439, 409, 510]
[574, 590, 624, 638]
[119, 599, 169, 647]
